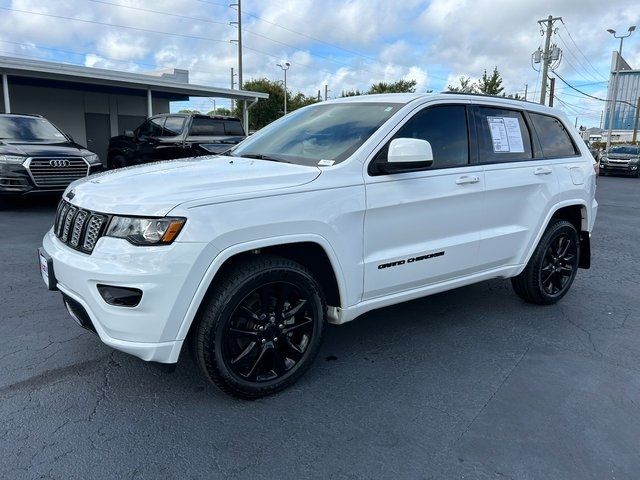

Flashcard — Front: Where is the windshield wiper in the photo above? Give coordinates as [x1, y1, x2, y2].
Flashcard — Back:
[235, 153, 291, 163]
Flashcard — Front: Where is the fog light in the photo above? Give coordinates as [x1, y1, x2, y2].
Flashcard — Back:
[97, 284, 143, 307]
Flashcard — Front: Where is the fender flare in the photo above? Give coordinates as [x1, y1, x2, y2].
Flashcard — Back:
[173, 233, 348, 342]
[516, 199, 589, 275]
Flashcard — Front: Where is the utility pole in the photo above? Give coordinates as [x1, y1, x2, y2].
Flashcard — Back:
[230, 67, 236, 111]
[524, 83, 528, 101]
[599, 110, 604, 129]
[537, 15, 562, 105]
[324, 84, 328, 101]
[548, 77, 555, 107]
[230, 1, 245, 130]
[632, 96, 640, 143]
[605, 25, 636, 150]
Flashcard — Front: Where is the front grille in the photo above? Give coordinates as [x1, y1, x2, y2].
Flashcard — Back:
[27, 157, 89, 188]
[608, 159, 629, 164]
[54, 200, 109, 254]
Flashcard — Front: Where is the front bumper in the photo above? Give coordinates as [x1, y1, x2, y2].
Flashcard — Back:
[0, 162, 103, 194]
[42, 229, 212, 363]
[600, 163, 638, 175]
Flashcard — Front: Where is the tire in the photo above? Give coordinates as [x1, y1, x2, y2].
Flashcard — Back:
[191, 254, 326, 399]
[108, 155, 127, 170]
[511, 219, 580, 305]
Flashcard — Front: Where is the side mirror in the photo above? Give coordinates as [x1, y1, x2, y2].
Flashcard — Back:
[378, 138, 434, 174]
[125, 130, 135, 138]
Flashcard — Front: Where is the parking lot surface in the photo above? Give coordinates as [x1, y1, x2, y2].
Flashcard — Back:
[1, 176, 639, 480]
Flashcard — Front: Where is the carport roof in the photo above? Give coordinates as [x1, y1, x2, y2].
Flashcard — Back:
[0, 55, 268, 101]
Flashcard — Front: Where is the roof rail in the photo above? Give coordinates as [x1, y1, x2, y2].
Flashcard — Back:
[440, 91, 538, 104]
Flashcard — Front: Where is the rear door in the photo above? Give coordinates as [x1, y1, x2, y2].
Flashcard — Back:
[154, 115, 187, 160]
[362, 103, 485, 300]
[474, 105, 560, 269]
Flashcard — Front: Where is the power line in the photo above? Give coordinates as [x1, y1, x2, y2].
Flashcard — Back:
[560, 20, 608, 81]
[556, 32, 603, 83]
[552, 70, 637, 109]
[196, 0, 379, 63]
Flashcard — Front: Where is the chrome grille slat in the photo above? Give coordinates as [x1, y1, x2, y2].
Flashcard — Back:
[54, 200, 109, 254]
[26, 157, 89, 187]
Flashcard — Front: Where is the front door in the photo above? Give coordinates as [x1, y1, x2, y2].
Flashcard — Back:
[84, 113, 110, 166]
[362, 104, 485, 300]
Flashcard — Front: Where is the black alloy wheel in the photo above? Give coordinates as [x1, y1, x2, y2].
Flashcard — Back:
[511, 219, 580, 305]
[191, 255, 325, 399]
[223, 282, 315, 383]
[539, 233, 577, 296]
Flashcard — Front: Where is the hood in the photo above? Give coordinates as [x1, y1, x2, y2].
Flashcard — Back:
[66, 155, 322, 216]
[0, 140, 90, 157]
[607, 153, 638, 160]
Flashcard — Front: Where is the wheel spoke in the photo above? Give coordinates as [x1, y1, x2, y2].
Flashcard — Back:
[283, 299, 308, 319]
[283, 317, 313, 334]
[229, 327, 259, 338]
[283, 337, 304, 362]
[541, 270, 555, 285]
[558, 239, 572, 257]
[259, 287, 272, 314]
[240, 305, 260, 321]
[244, 344, 270, 380]
[231, 341, 257, 365]
[275, 283, 291, 316]
[272, 348, 289, 375]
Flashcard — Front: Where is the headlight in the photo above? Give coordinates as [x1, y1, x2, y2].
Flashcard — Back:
[105, 216, 186, 245]
[0, 155, 25, 164]
[629, 158, 639, 165]
[84, 153, 101, 165]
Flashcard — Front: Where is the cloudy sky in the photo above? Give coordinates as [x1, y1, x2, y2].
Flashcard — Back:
[0, 0, 638, 127]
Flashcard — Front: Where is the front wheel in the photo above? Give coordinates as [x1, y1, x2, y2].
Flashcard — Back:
[107, 155, 127, 170]
[191, 255, 326, 399]
[511, 219, 580, 305]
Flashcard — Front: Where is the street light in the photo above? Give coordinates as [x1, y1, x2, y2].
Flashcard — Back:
[606, 25, 636, 149]
[277, 62, 290, 115]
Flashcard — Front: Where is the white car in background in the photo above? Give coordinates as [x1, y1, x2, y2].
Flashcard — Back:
[39, 93, 597, 398]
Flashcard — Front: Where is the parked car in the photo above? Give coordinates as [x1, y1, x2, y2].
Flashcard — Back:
[599, 144, 640, 177]
[0, 114, 102, 195]
[40, 93, 597, 398]
[107, 113, 246, 169]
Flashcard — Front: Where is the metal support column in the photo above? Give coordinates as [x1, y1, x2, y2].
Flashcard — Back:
[2, 73, 10, 113]
[146, 88, 153, 118]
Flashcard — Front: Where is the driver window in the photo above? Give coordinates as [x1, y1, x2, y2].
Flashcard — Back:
[137, 118, 165, 138]
[376, 105, 470, 169]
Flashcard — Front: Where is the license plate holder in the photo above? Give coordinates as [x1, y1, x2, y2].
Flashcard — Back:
[38, 248, 58, 291]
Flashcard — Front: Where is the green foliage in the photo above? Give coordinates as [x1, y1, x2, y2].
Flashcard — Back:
[477, 67, 504, 95]
[177, 109, 201, 114]
[231, 78, 319, 130]
[341, 79, 417, 97]
[446, 76, 477, 93]
[207, 107, 232, 116]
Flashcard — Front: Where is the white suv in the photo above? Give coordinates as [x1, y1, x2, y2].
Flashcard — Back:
[39, 93, 597, 398]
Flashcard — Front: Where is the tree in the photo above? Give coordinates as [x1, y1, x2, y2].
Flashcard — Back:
[207, 107, 232, 116]
[477, 67, 504, 95]
[446, 76, 477, 93]
[178, 108, 201, 114]
[289, 92, 319, 111]
[341, 79, 417, 97]
[368, 79, 417, 94]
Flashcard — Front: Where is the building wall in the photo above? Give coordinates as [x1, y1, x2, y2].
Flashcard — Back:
[5, 83, 170, 148]
[604, 70, 640, 131]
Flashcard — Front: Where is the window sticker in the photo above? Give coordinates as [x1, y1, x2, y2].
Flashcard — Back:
[318, 159, 335, 166]
[487, 116, 524, 153]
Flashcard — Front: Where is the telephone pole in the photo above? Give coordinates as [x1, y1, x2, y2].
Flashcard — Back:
[537, 15, 562, 105]
[230, 67, 236, 111]
[548, 77, 555, 107]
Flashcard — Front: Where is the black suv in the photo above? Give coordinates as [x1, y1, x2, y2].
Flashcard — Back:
[107, 113, 246, 169]
[0, 114, 102, 195]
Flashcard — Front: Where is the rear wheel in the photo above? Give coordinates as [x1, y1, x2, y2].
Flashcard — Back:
[511, 220, 579, 305]
[108, 155, 127, 170]
[191, 255, 326, 399]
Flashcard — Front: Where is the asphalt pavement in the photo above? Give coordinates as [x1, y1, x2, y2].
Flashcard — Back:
[1, 176, 639, 479]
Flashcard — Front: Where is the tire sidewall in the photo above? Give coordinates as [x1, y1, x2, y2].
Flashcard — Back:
[207, 267, 325, 395]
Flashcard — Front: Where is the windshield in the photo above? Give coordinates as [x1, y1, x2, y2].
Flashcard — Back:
[609, 146, 640, 155]
[230, 102, 400, 166]
[0, 116, 67, 142]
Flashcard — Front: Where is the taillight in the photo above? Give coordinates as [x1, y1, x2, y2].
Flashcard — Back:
[594, 162, 600, 176]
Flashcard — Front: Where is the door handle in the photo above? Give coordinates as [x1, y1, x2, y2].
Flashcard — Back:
[455, 175, 480, 185]
[534, 167, 553, 175]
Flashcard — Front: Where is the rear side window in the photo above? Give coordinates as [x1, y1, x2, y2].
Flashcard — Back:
[162, 116, 185, 136]
[190, 118, 225, 136]
[389, 105, 469, 168]
[224, 120, 244, 136]
[529, 113, 577, 157]
[477, 107, 533, 162]
[137, 118, 164, 138]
